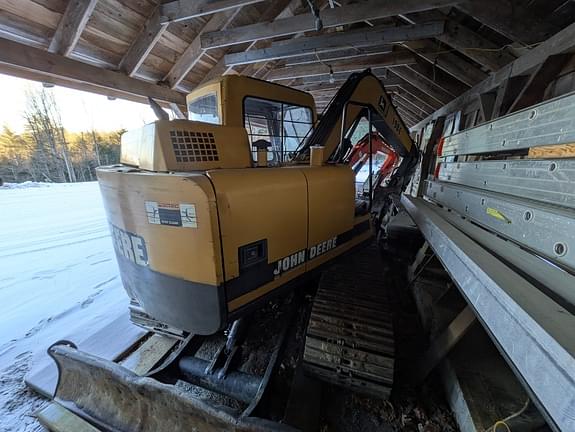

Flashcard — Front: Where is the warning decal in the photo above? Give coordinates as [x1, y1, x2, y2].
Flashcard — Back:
[145, 201, 197, 228]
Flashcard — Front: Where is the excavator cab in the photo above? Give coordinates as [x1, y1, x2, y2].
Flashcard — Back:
[186, 75, 316, 165]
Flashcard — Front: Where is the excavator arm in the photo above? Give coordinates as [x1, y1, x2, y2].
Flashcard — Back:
[296, 69, 416, 166]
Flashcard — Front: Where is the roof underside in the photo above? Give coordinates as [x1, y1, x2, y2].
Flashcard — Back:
[0, 0, 574, 129]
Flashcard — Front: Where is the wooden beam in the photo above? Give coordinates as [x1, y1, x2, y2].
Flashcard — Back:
[395, 106, 419, 125]
[195, 0, 300, 85]
[267, 51, 416, 81]
[406, 59, 468, 98]
[284, 46, 393, 67]
[393, 79, 443, 112]
[489, 74, 529, 120]
[393, 92, 433, 116]
[390, 66, 453, 105]
[415, 306, 476, 383]
[456, 0, 560, 46]
[506, 54, 572, 114]
[200, 0, 458, 49]
[439, 20, 515, 72]
[0, 37, 186, 105]
[224, 21, 445, 66]
[477, 91, 496, 123]
[392, 95, 426, 119]
[121, 1, 257, 77]
[411, 22, 575, 131]
[163, 9, 240, 89]
[403, 40, 487, 87]
[160, 0, 265, 24]
[49, 0, 98, 56]
[119, 6, 167, 76]
[401, 11, 515, 72]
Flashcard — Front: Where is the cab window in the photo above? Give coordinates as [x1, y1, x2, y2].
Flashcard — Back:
[188, 93, 220, 124]
[243, 97, 312, 164]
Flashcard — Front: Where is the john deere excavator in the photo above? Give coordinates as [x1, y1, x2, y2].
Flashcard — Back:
[43, 69, 418, 431]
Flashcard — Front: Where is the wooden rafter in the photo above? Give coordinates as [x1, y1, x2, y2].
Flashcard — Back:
[0, 37, 185, 105]
[456, 0, 560, 46]
[162, 10, 241, 89]
[200, 0, 459, 49]
[266, 51, 416, 81]
[389, 67, 452, 105]
[48, 0, 98, 56]
[283, 46, 393, 67]
[411, 21, 575, 130]
[401, 11, 516, 71]
[224, 21, 445, 66]
[196, 0, 302, 86]
[160, 0, 266, 24]
[403, 39, 487, 87]
[406, 59, 469, 98]
[120, 0, 258, 77]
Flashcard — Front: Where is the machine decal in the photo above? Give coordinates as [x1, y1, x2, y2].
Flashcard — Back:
[110, 223, 148, 267]
[273, 250, 306, 276]
[145, 201, 198, 228]
[273, 236, 339, 276]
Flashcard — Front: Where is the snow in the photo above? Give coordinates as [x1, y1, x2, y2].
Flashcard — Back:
[0, 182, 128, 431]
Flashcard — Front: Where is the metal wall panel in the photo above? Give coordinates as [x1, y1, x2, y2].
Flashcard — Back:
[441, 91, 575, 156]
[425, 180, 575, 271]
[402, 195, 575, 432]
[437, 159, 575, 209]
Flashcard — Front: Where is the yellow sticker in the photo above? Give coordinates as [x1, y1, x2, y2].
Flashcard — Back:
[486, 207, 511, 224]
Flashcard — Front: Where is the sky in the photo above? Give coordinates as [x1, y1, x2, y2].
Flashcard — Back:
[0, 73, 159, 134]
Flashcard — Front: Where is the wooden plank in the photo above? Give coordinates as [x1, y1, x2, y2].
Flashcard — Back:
[224, 21, 445, 66]
[491, 74, 529, 119]
[439, 20, 515, 72]
[48, 0, 98, 56]
[200, 0, 459, 49]
[267, 51, 416, 81]
[478, 91, 496, 122]
[160, 0, 265, 23]
[507, 54, 572, 114]
[456, 0, 560, 45]
[394, 92, 432, 116]
[0, 38, 186, 104]
[411, 22, 575, 131]
[402, 11, 515, 72]
[163, 9, 240, 89]
[119, 7, 167, 76]
[37, 402, 100, 432]
[392, 95, 427, 120]
[528, 143, 575, 159]
[415, 306, 476, 383]
[25, 312, 147, 398]
[192, 0, 298, 86]
[283, 46, 393, 67]
[119, 333, 179, 376]
[390, 66, 452, 105]
[403, 40, 488, 87]
[407, 60, 468, 98]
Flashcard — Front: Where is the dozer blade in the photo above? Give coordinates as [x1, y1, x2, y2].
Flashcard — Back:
[48, 344, 296, 432]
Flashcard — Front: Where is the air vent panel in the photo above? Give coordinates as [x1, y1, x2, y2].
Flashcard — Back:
[169, 130, 219, 163]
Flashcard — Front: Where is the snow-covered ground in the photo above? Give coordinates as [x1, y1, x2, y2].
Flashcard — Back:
[0, 182, 127, 431]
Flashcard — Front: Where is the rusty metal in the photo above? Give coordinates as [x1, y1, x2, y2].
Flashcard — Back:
[303, 242, 395, 398]
[48, 344, 297, 432]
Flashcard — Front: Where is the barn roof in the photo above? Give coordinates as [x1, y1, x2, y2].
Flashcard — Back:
[0, 0, 574, 128]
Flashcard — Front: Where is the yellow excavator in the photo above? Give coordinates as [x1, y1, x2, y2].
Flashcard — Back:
[47, 69, 418, 431]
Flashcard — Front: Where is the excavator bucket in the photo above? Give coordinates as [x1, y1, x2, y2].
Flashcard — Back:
[47, 344, 296, 432]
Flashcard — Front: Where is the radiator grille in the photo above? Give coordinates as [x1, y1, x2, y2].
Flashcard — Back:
[169, 130, 219, 163]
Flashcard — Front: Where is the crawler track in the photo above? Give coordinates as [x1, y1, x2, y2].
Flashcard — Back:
[303, 242, 395, 398]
